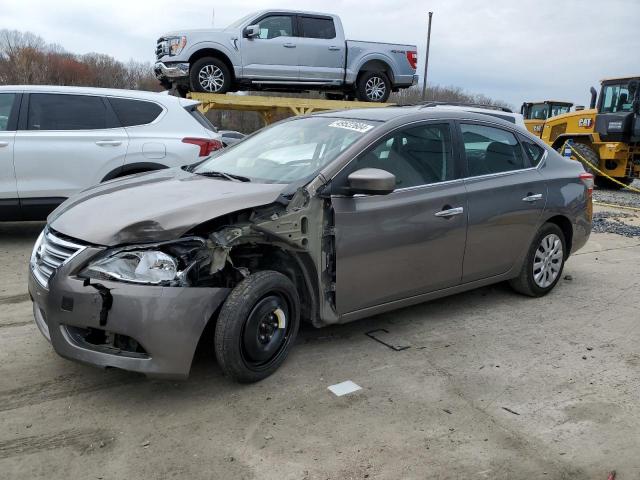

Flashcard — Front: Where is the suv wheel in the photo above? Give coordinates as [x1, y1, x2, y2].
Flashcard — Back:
[509, 223, 567, 297]
[214, 271, 300, 383]
[356, 71, 391, 103]
[190, 57, 231, 94]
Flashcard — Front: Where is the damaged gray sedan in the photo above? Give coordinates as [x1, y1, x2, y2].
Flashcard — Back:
[28, 107, 593, 382]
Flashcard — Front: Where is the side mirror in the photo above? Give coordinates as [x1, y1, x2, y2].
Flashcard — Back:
[243, 25, 259, 39]
[347, 168, 395, 195]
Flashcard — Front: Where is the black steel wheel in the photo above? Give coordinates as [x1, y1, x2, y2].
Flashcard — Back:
[214, 271, 300, 383]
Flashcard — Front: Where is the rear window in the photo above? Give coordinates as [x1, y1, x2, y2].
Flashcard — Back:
[28, 94, 108, 130]
[300, 16, 336, 39]
[109, 98, 163, 127]
[186, 106, 217, 132]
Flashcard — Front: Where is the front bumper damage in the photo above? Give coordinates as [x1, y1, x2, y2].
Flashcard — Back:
[154, 61, 189, 80]
[29, 247, 229, 379]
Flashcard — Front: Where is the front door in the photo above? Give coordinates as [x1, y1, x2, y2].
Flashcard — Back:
[459, 122, 548, 283]
[332, 122, 467, 314]
[0, 92, 19, 219]
[14, 93, 128, 216]
[296, 15, 344, 83]
[240, 14, 299, 80]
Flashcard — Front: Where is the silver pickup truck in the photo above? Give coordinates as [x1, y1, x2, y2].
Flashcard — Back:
[154, 10, 418, 102]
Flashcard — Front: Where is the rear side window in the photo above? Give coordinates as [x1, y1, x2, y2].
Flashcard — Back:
[0, 93, 16, 131]
[28, 94, 108, 130]
[461, 123, 526, 176]
[300, 16, 336, 39]
[109, 98, 163, 127]
[186, 106, 217, 132]
[520, 136, 546, 166]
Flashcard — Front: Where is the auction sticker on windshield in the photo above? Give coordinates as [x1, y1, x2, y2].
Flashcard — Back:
[328, 120, 375, 133]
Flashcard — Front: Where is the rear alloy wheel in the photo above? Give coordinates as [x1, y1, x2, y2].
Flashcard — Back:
[190, 57, 231, 94]
[509, 223, 566, 297]
[356, 71, 391, 103]
[214, 271, 300, 383]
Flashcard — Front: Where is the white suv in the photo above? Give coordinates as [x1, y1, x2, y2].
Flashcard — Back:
[0, 86, 223, 221]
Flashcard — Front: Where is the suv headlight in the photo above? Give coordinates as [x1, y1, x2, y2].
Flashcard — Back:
[168, 36, 187, 56]
[81, 238, 206, 286]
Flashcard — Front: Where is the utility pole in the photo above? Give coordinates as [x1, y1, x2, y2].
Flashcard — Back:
[421, 12, 433, 102]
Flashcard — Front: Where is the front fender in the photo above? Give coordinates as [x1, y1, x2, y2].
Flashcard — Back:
[184, 39, 241, 67]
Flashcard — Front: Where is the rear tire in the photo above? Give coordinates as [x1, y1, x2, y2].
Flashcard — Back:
[562, 142, 599, 176]
[509, 223, 567, 297]
[214, 271, 300, 383]
[190, 57, 232, 94]
[356, 71, 391, 103]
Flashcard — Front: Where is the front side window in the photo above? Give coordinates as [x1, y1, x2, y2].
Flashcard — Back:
[528, 103, 549, 120]
[257, 16, 293, 39]
[550, 104, 571, 117]
[461, 123, 526, 176]
[353, 123, 454, 189]
[0, 93, 16, 131]
[108, 98, 163, 127]
[193, 117, 379, 183]
[601, 83, 633, 113]
[300, 17, 336, 39]
[28, 94, 108, 130]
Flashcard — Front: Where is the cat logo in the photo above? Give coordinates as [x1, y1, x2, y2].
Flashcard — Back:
[578, 118, 593, 128]
[533, 125, 543, 132]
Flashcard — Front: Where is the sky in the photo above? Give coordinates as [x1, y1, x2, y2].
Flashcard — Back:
[1, 0, 639, 108]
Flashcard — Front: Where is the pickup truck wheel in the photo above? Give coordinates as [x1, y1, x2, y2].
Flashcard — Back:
[190, 57, 231, 94]
[356, 71, 391, 102]
[214, 271, 300, 383]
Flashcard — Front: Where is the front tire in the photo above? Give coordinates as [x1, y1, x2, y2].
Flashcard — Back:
[509, 223, 567, 297]
[190, 57, 232, 94]
[562, 142, 599, 176]
[356, 71, 391, 103]
[214, 271, 300, 383]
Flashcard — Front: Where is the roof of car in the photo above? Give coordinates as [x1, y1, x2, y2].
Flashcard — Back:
[0, 85, 198, 106]
[314, 105, 522, 129]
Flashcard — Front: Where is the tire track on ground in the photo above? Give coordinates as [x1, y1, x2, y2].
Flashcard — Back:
[0, 428, 113, 459]
[0, 373, 140, 413]
[0, 293, 30, 305]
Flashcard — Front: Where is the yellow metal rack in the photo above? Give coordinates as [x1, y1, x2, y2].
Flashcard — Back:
[189, 92, 393, 125]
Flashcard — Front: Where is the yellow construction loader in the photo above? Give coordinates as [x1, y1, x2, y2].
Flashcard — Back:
[520, 100, 573, 136]
[538, 76, 640, 188]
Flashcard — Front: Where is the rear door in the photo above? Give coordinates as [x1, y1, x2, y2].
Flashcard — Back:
[458, 121, 547, 283]
[13, 93, 128, 213]
[332, 121, 467, 314]
[296, 15, 344, 82]
[0, 92, 20, 219]
[240, 14, 299, 80]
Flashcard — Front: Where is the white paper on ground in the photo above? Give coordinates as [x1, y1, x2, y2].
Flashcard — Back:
[328, 380, 362, 397]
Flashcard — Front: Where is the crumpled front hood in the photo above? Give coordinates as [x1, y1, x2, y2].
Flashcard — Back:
[49, 168, 286, 246]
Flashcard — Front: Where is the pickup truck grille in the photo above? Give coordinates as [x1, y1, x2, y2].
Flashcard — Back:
[31, 230, 86, 288]
[156, 38, 169, 59]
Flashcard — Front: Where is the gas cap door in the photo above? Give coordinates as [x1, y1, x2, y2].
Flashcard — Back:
[142, 142, 166, 159]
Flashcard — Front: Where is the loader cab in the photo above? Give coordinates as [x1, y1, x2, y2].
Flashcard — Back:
[595, 76, 640, 142]
[521, 100, 573, 137]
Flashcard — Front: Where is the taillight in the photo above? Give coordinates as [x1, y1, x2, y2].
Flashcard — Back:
[182, 137, 223, 157]
[406, 51, 418, 70]
[579, 172, 594, 197]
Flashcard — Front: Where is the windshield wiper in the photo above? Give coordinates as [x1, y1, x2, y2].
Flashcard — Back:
[197, 171, 251, 182]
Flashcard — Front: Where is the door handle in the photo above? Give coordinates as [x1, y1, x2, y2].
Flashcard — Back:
[283, 43, 296, 48]
[0, 141, 8, 147]
[522, 193, 543, 202]
[95, 140, 122, 147]
[434, 206, 464, 218]
[328, 46, 341, 51]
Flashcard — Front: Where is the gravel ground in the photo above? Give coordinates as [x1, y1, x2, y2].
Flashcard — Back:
[592, 211, 640, 237]
[593, 179, 640, 208]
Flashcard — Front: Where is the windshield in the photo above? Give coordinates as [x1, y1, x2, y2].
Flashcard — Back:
[527, 103, 548, 120]
[227, 13, 257, 29]
[601, 83, 634, 113]
[193, 117, 380, 183]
